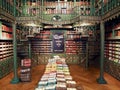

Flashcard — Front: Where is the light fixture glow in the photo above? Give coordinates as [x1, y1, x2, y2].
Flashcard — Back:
[74, 21, 94, 27]
[80, 22, 92, 26]
[25, 23, 41, 27]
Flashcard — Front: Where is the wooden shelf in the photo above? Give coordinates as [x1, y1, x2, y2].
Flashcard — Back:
[20, 39, 28, 42]
[0, 41, 13, 61]
[0, 24, 13, 40]
[113, 27, 120, 31]
[65, 30, 87, 54]
[31, 30, 52, 54]
[104, 40, 120, 64]
[107, 36, 120, 40]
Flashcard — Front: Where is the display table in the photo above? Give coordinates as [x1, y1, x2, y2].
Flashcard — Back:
[35, 55, 84, 90]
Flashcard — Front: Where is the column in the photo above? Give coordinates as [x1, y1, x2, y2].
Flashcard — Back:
[101, 0, 104, 15]
[41, 0, 44, 18]
[0, 22, 2, 39]
[0, 0, 2, 8]
[22, 0, 27, 16]
[90, 0, 95, 15]
[28, 40, 31, 59]
[11, 0, 19, 84]
[97, 21, 107, 84]
[74, 0, 76, 7]
[42, 0, 44, 7]
[11, 22, 20, 84]
[85, 41, 89, 69]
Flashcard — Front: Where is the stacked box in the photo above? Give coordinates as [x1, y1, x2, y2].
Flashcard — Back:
[20, 59, 31, 82]
[35, 55, 79, 90]
[66, 81, 76, 88]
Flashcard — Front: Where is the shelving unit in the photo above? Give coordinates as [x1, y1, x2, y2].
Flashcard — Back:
[0, 23, 13, 58]
[20, 58, 31, 82]
[74, 0, 91, 15]
[104, 40, 120, 80]
[105, 40, 120, 63]
[17, 40, 29, 59]
[65, 40, 86, 54]
[31, 40, 52, 54]
[0, 22, 13, 79]
[44, 0, 91, 15]
[104, 22, 120, 80]
[35, 30, 51, 40]
[30, 30, 52, 64]
[0, 24, 12, 40]
[44, 1, 73, 14]
[65, 30, 87, 54]
[0, 41, 13, 61]
[87, 28, 100, 65]
[64, 30, 89, 65]
[31, 30, 52, 54]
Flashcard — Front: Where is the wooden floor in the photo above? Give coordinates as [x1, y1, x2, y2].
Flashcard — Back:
[0, 65, 120, 90]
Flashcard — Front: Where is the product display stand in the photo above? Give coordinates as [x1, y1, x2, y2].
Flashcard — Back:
[20, 58, 31, 82]
[35, 55, 84, 90]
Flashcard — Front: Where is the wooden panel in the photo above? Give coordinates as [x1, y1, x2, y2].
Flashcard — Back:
[32, 54, 80, 65]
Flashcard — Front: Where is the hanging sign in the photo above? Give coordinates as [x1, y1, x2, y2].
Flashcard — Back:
[53, 32, 64, 53]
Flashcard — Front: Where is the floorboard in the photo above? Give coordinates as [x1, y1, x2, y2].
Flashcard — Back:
[0, 65, 120, 90]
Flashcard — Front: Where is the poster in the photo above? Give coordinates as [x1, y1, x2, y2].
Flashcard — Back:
[53, 32, 64, 53]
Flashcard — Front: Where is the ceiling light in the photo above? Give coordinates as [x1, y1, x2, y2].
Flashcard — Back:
[79, 22, 93, 26]
[74, 21, 94, 27]
[25, 23, 42, 27]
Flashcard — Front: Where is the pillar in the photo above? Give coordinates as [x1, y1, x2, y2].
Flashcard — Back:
[74, 0, 76, 7]
[11, 22, 20, 84]
[85, 41, 89, 69]
[97, 21, 107, 84]
[0, 0, 2, 8]
[0, 22, 2, 39]
[28, 40, 31, 59]
[11, 0, 19, 84]
[42, 0, 44, 7]
[41, 0, 44, 18]
[90, 0, 95, 15]
[22, 0, 27, 16]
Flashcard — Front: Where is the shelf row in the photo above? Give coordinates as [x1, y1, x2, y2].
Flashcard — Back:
[0, 53, 13, 61]
[26, 0, 90, 6]
[0, 41, 13, 61]
[105, 23, 120, 38]
[0, 50, 13, 54]
[0, 47, 13, 50]
[0, 24, 13, 40]
[105, 53, 120, 58]
[105, 41, 120, 44]
[104, 56, 120, 64]
[0, 44, 13, 47]
[104, 39, 120, 64]
[105, 48, 120, 52]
